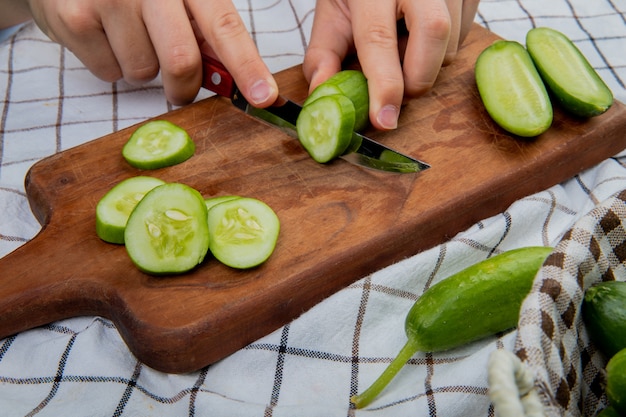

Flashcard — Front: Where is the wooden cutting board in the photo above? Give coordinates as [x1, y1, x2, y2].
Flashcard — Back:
[2, 24, 625, 373]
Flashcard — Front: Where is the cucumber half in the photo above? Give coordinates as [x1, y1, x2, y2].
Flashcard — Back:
[526, 27, 613, 117]
[475, 40, 553, 137]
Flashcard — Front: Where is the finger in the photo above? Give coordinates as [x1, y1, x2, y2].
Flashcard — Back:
[101, 1, 160, 86]
[143, 0, 202, 105]
[348, 0, 403, 130]
[302, 0, 352, 93]
[187, 0, 277, 107]
[442, 0, 463, 65]
[31, 1, 123, 82]
[402, 0, 451, 96]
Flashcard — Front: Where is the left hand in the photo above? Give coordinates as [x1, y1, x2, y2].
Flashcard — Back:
[303, 0, 480, 130]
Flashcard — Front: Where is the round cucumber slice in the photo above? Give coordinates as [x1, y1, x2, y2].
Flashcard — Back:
[122, 120, 195, 170]
[124, 183, 209, 275]
[204, 195, 241, 212]
[207, 197, 280, 269]
[475, 40, 553, 137]
[296, 94, 355, 163]
[96, 176, 166, 244]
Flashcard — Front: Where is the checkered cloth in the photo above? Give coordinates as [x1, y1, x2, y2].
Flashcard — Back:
[1, 0, 626, 416]
[514, 190, 626, 417]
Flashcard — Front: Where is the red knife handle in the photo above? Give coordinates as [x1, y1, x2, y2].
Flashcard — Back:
[201, 53, 236, 98]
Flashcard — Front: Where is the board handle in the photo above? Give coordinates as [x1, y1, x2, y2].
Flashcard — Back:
[0, 227, 113, 339]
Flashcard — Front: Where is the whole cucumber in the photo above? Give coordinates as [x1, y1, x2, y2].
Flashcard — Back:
[583, 281, 626, 358]
[526, 27, 613, 118]
[351, 246, 553, 409]
[475, 40, 553, 137]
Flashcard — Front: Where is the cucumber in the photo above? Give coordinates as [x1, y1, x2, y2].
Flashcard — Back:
[123, 120, 195, 170]
[606, 348, 626, 415]
[582, 281, 626, 358]
[204, 195, 241, 212]
[207, 197, 280, 269]
[597, 406, 621, 417]
[351, 246, 553, 408]
[96, 176, 166, 244]
[475, 40, 553, 137]
[305, 70, 370, 132]
[526, 27, 613, 117]
[296, 94, 355, 163]
[124, 183, 209, 275]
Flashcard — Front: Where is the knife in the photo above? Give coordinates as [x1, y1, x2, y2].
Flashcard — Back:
[200, 53, 430, 173]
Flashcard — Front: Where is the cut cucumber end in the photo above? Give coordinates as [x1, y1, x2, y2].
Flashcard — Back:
[122, 120, 195, 170]
[296, 94, 355, 163]
[306, 70, 370, 132]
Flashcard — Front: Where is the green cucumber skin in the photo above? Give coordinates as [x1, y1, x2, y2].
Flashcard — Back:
[583, 281, 626, 358]
[406, 246, 553, 352]
[526, 27, 613, 118]
[475, 40, 553, 137]
[606, 348, 626, 415]
[305, 70, 369, 132]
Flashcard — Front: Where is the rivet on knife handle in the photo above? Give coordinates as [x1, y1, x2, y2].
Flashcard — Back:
[201, 53, 236, 98]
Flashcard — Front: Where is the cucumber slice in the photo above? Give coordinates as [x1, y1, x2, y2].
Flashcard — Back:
[526, 27, 613, 117]
[296, 94, 355, 163]
[96, 176, 166, 244]
[207, 197, 280, 269]
[123, 120, 195, 170]
[475, 40, 552, 137]
[204, 195, 241, 212]
[124, 183, 209, 275]
[305, 70, 370, 131]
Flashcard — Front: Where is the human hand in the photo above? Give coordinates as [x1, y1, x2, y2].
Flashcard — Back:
[23, 0, 278, 106]
[303, 0, 480, 130]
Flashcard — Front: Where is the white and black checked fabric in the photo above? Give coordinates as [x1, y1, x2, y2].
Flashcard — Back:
[1, 0, 626, 415]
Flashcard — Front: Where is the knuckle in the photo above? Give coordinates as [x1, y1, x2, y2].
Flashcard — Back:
[212, 10, 247, 39]
[361, 22, 397, 49]
[404, 77, 435, 97]
[124, 63, 159, 84]
[422, 11, 452, 42]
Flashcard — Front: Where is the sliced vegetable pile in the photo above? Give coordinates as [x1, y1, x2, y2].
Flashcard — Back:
[583, 281, 626, 416]
[476, 27, 613, 137]
[296, 70, 369, 163]
[351, 246, 553, 409]
[96, 120, 280, 275]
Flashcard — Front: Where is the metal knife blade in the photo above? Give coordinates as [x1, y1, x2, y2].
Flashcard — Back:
[200, 53, 430, 173]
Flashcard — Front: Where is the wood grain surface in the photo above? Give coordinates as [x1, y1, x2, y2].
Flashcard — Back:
[1, 24, 625, 373]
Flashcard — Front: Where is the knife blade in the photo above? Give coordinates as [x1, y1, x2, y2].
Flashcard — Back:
[200, 53, 430, 173]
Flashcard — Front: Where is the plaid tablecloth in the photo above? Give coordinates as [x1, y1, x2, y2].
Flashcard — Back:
[1, 0, 625, 416]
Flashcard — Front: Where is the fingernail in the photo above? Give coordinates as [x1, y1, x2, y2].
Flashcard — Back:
[249, 79, 273, 105]
[377, 105, 399, 130]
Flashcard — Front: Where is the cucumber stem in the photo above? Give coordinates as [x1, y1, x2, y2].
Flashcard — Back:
[351, 338, 420, 409]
